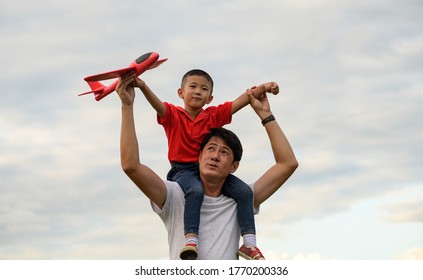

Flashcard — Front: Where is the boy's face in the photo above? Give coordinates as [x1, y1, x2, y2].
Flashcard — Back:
[178, 75, 213, 110]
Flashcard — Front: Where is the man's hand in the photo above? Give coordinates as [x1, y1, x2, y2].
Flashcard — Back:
[247, 89, 272, 120]
[116, 73, 136, 105]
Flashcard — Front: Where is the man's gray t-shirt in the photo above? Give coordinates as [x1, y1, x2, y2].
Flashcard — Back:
[151, 180, 257, 260]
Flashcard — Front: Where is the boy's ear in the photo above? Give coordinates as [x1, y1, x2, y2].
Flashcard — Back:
[206, 94, 213, 104]
[177, 88, 184, 99]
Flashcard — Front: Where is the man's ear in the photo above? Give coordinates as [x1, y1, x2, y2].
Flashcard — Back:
[230, 161, 239, 173]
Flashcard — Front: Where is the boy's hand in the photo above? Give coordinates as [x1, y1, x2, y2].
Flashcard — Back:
[248, 82, 279, 99]
[131, 77, 146, 89]
[264, 82, 279, 95]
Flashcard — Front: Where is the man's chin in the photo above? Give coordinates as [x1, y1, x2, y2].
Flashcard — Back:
[202, 169, 218, 177]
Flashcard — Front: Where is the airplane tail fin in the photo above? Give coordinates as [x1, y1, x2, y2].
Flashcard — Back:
[78, 81, 105, 97]
[87, 81, 105, 91]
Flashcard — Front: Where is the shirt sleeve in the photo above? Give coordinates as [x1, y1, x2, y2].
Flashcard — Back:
[213, 101, 233, 126]
[150, 181, 169, 215]
[151, 180, 185, 218]
[157, 102, 173, 126]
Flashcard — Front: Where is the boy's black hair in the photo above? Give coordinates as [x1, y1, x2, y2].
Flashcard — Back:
[200, 127, 243, 162]
[181, 69, 214, 93]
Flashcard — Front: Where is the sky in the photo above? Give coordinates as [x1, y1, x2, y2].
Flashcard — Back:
[0, 0, 422, 260]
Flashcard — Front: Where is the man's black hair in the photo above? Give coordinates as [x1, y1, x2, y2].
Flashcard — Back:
[200, 127, 243, 162]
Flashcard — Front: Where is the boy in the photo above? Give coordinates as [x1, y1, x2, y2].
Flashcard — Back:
[131, 69, 278, 260]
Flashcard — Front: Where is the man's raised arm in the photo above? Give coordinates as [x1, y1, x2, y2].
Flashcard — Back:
[117, 74, 167, 209]
[247, 91, 298, 208]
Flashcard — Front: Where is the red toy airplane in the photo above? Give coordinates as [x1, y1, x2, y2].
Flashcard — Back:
[78, 52, 167, 101]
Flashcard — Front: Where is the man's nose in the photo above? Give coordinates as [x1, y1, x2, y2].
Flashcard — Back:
[210, 151, 219, 161]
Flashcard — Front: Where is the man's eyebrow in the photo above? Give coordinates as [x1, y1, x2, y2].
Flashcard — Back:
[206, 141, 231, 150]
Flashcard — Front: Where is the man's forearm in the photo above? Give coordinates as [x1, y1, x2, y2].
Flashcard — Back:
[120, 104, 140, 173]
[119, 97, 168, 208]
[264, 118, 297, 169]
[253, 114, 298, 207]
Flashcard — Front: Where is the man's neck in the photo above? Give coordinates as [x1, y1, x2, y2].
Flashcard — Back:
[201, 178, 224, 197]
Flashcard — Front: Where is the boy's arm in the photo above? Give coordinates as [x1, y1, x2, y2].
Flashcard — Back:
[117, 75, 167, 209]
[231, 82, 279, 114]
[133, 77, 166, 118]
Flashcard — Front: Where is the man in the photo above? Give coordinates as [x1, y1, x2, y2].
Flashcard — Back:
[117, 73, 298, 260]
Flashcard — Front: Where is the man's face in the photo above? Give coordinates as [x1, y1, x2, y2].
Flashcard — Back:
[198, 136, 239, 181]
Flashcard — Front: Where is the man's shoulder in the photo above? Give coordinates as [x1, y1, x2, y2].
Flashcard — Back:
[151, 180, 184, 214]
[163, 180, 182, 192]
[163, 180, 185, 202]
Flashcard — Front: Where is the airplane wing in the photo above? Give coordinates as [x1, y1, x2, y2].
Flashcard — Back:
[84, 66, 137, 82]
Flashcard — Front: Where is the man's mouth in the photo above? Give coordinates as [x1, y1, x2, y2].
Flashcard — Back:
[206, 163, 218, 169]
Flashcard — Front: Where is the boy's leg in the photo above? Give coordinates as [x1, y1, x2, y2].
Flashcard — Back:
[168, 163, 203, 259]
[222, 175, 265, 260]
[222, 174, 255, 235]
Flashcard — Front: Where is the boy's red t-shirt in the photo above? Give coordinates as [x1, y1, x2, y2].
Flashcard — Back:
[158, 101, 232, 163]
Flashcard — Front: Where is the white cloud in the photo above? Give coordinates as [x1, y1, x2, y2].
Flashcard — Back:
[378, 185, 423, 223]
[382, 200, 423, 223]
